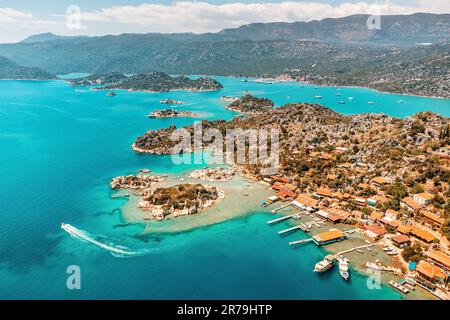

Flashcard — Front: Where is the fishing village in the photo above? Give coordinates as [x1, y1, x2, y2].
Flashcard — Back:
[257, 172, 450, 300]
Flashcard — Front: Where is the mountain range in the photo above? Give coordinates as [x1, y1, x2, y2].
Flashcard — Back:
[0, 13, 448, 97]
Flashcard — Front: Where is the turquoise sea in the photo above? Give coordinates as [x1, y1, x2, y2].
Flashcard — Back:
[0, 77, 449, 299]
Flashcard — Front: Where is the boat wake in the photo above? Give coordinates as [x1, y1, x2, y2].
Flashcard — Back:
[61, 223, 163, 258]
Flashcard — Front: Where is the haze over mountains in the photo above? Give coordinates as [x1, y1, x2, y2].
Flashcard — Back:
[0, 13, 448, 97]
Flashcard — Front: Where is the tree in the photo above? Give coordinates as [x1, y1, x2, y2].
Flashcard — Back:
[401, 243, 424, 262]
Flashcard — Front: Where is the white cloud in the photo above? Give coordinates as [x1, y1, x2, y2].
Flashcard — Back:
[1, 1, 450, 42]
[0, 7, 33, 23]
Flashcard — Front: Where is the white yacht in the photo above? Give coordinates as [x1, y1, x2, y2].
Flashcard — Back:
[338, 257, 350, 280]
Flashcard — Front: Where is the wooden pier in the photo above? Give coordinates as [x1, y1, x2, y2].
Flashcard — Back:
[335, 243, 376, 256]
[271, 203, 291, 213]
[267, 214, 299, 225]
[278, 225, 301, 235]
[289, 238, 314, 245]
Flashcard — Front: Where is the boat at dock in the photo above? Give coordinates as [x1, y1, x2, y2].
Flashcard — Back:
[314, 255, 335, 273]
[338, 257, 350, 280]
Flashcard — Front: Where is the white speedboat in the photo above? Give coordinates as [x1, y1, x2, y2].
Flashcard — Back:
[338, 258, 350, 280]
[397, 100, 404, 103]
[314, 95, 322, 99]
[314, 255, 335, 273]
[368, 101, 374, 105]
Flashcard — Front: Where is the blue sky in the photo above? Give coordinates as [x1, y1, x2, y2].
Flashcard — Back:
[0, 1, 449, 43]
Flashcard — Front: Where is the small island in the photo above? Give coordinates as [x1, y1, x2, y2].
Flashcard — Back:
[139, 184, 224, 220]
[160, 99, 184, 105]
[225, 94, 274, 114]
[69, 71, 223, 92]
[110, 175, 165, 193]
[148, 109, 199, 118]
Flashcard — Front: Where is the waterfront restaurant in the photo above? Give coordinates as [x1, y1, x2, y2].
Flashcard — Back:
[312, 229, 346, 246]
[416, 261, 448, 288]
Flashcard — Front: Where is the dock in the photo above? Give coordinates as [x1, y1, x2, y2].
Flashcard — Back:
[271, 203, 291, 213]
[289, 238, 314, 245]
[335, 243, 375, 256]
[267, 214, 299, 225]
[278, 225, 301, 235]
[389, 280, 409, 294]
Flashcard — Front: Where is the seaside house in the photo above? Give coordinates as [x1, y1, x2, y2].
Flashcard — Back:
[312, 229, 346, 246]
[421, 211, 445, 230]
[378, 216, 400, 229]
[391, 234, 411, 248]
[314, 187, 334, 199]
[385, 209, 402, 220]
[277, 188, 297, 201]
[315, 208, 351, 224]
[292, 194, 318, 212]
[416, 261, 448, 289]
[400, 196, 422, 212]
[409, 227, 437, 243]
[413, 192, 435, 206]
[363, 224, 387, 241]
[368, 211, 384, 223]
[397, 224, 412, 235]
[427, 251, 450, 272]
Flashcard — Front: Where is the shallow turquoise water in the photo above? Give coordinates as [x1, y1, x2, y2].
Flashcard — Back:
[0, 77, 448, 299]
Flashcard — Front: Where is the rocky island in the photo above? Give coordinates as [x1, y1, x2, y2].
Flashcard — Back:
[225, 94, 274, 114]
[148, 109, 198, 118]
[139, 184, 224, 220]
[69, 71, 223, 92]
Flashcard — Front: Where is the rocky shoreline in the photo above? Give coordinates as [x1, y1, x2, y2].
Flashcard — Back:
[225, 94, 274, 114]
[189, 167, 236, 182]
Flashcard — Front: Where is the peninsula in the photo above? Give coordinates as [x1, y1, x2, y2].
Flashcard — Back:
[0, 56, 56, 80]
[131, 99, 450, 298]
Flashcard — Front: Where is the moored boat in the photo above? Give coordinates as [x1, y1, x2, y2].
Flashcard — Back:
[314, 255, 335, 273]
[338, 257, 350, 280]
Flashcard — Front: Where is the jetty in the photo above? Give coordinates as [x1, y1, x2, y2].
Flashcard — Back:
[271, 203, 291, 213]
[389, 280, 409, 294]
[335, 243, 375, 256]
[267, 214, 299, 225]
[289, 238, 314, 246]
[278, 225, 301, 235]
